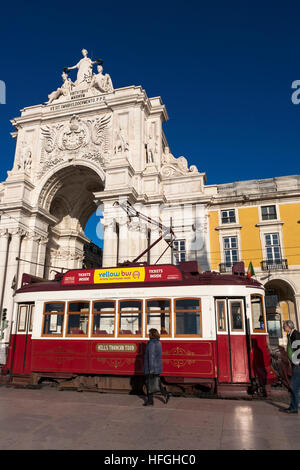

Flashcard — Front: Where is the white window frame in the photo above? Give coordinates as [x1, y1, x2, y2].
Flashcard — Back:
[172, 239, 186, 264]
[218, 228, 242, 268]
[261, 205, 278, 222]
[222, 235, 239, 268]
[220, 208, 236, 225]
[258, 203, 280, 224]
[259, 226, 285, 264]
[264, 232, 282, 262]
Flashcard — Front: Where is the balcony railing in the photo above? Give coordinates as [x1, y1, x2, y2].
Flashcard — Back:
[219, 262, 237, 273]
[261, 259, 288, 271]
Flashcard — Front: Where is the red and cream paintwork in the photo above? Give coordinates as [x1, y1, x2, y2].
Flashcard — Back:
[4, 262, 274, 390]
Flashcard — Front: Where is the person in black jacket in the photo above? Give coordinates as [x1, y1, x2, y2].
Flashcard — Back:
[280, 320, 300, 414]
[143, 328, 170, 406]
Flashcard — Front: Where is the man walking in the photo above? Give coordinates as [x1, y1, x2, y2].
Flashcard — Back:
[280, 320, 300, 414]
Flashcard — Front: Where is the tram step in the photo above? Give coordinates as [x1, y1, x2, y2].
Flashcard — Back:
[217, 384, 250, 398]
[269, 386, 290, 398]
[11, 375, 32, 387]
[0, 375, 10, 385]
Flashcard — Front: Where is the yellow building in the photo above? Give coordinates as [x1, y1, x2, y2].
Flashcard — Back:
[208, 175, 300, 345]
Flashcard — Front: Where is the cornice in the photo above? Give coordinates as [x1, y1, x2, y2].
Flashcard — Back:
[255, 220, 284, 227]
[215, 224, 242, 231]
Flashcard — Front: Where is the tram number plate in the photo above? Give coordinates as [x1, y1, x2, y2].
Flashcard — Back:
[96, 343, 137, 353]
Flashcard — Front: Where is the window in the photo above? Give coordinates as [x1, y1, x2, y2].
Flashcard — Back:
[92, 301, 115, 336]
[261, 205, 277, 221]
[223, 236, 239, 267]
[265, 233, 281, 263]
[42, 302, 65, 336]
[146, 299, 171, 336]
[28, 305, 34, 333]
[175, 298, 201, 336]
[173, 239, 186, 264]
[230, 301, 244, 331]
[221, 209, 236, 224]
[67, 301, 89, 336]
[251, 295, 266, 332]
[216, 300, 226, 331]
[18, 305, 28, 332]
[265, 289, 279, 308]
[118, 300, 143, 336]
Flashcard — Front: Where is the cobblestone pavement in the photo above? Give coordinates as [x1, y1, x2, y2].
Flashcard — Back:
[0, 385, 299, 450]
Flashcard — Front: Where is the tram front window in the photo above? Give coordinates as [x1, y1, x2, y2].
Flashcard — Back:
[175, 298, 201, 336]
[146, 299, 171, 336]
[42, 302, 65, 336]
[67, 301, 89, 336]
[251, 295, 266, 332]
[119, 300, 142, 336]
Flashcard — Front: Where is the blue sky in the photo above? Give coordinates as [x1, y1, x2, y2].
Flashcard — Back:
[0, 0, 299, 244]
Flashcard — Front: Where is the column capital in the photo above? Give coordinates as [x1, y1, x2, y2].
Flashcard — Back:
[10, 228, 26, 238]
[0, 228, 10, 239]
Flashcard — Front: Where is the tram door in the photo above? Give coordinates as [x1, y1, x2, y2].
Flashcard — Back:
[11, 304, 34, 375]
[215, 298, 249, 383]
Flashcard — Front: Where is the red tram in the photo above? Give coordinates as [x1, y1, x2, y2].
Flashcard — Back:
[3, 261, 276, 397]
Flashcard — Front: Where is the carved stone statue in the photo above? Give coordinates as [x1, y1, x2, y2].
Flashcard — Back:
[114, 126, 129, 154]
[161, 146, 199, 177]
[66, 49, 97, 88]
[145, 133, 157, 163]
[162, 146, 174, 164]
[18, 142, 32, 172]
[91, 64, 113, 93]
[47, 72, 73, 104]
[46, 50, 114, 104]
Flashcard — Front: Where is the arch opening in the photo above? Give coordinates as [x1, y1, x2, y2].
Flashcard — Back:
[265, 278, 298, 346]
[41, 165, 104, 278]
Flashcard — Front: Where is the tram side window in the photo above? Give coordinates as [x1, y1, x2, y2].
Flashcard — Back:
[92, 301, 115, 336]
[67, 301, 89, 336]
[18, 305, 28, 332]
[29, 305, 35, 332]
[42, 302, 65, 336]
[251, 295, 266, 332]
[146, 299, 171, 336]
[119, 300, 142, 336]
[230, 301, 244, 331]
[175, 298, 201, 336]
[216, 300, 226, 331]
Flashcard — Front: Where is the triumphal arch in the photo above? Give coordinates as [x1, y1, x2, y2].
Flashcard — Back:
[0, 49, 212, 348]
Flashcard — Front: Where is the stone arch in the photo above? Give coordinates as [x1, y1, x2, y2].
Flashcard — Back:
[38, 164, 105, 278]
[36, 160, 106, 210]
[264, 278, 299, 344]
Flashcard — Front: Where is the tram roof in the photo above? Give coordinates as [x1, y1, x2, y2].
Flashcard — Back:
[16, 262, 263, 294]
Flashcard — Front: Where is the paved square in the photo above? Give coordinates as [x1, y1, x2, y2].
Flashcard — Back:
[0, 386, 298, 450]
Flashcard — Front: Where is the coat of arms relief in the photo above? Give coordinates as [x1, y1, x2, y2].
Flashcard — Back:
[39, 113, 112, 177]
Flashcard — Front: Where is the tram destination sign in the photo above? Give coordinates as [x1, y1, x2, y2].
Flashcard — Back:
[61, 265, 182, 286]
[96, 343, 137, 353]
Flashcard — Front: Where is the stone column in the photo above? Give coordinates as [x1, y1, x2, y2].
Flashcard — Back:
[102, 219, 118, 267]
[149, 226, 161, 264]
[127, 219, 141, 262]
[36, 237, 48, 278]
[3, 229, 23, 328]
[17, 233, 40, 281]
[294, 294, 300, 330]
[0, 229, 10, 312]
[118, 218, 130, 264]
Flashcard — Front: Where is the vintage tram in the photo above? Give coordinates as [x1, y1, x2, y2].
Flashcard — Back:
[2, 261, 276, 397]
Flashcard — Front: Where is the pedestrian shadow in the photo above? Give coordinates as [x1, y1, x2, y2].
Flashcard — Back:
[251, 338, 267, 396]
[264, 399, 289, 411]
